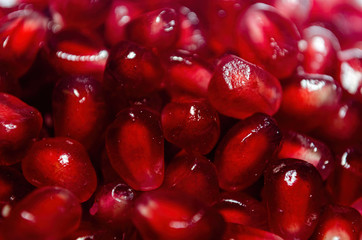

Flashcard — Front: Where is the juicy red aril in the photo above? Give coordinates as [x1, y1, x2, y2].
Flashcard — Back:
[161, 99, 220, 154]
[327, 146, 362, 205]
[22, 137, 97, 202]
[277, 130, 335, 180]
[45, 30, 109, 79]
[89, 182, 136, 232]
[213, 191, 268, 229]
[163, 50, 212, 98]
[105, 107, 164, 191]
[1, 186, 82, 240]
[269, 0, 311, 28]
[104, 0, 142, 47]
[300, 25, 341, 77]
[276, 72, 342, 132]
[264, 158, 327, 240]
[223, 223, 283, 240]
[207, 54, 282, 119]
[52, 75, 108, 150]
[235, 3, 300, 79]
[310, 204, 361, 240]
[125, 8, 180, 51]
[49, 0, 111, 29]
[0, 93, 43, 166]
[0, 9, 47, 78]
[162, 151, 219, 205]
[215, 113, 282, 191]
[132, 190, 225, 240]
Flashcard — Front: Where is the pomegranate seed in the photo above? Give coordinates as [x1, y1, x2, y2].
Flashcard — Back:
[215, 113, 282, 191]
[213, 191, 268, 229]
[277, 130, 335, 180]
[22, 137, 98, 202]
[52, 75, 108, 150]
[104, 0, 142, 47]
[235, 3, 301, 79]
[0, 9, 47, 78]
[105, 107, 164, 191]
[49, 0, 111, 30]
[276, 72, 342, 132]
[89, 182, 136, 232]
[327, 146, 362, 205]
[163, 50, 212, 98]
[1, 186, 82, 240]
[310, 204, 361, 240]
[264, 158, 327, 240]
[300, 25, 341, 77]
[162, 151, 219, 205]
[270, 0, 311, 28]
[208, 54, 282, 119]
[126, 8, 180, 51]
[0, 93, 43, 166]
[223, 223, 284, 240]
[161, 98, 220, 154]
[45, 30, 109, 79]
[132, 190, 225, 240]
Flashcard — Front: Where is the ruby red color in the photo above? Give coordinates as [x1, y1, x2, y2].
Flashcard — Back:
[161, 99, 220, 154]
[310, 204, 361, 240]
[89, 182, 136, 232]
[270, 0, 311, 28]
[22, 137, 98, 202]
[235, 3, 300, 79]
[0, 93, 43, 166]
[105, 107, 164, 191]
[162, 151, 219, 205]
[207, 54, 282, 119]
[223, 223, 284, 240]
[214, 192, 268, 229]
[0, 186, 82, 240]
[126, 8, 180, 51]
[52, 75, 108, 150]
[214, 113, 282, 191]
[277, 130, 335, 180]
[132, 190, 225, 240]
[264, 158, 327, 240]
[0, 9, 47, 78]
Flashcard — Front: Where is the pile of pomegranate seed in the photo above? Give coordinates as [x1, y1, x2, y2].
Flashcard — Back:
[0, 0, 361, 239]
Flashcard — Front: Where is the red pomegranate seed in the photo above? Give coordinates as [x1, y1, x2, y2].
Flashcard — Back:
[0, 9, 47, 78]
[310, 204, 361, 240]
[104, 0, 142, 47]
[215, 113, 282, 191]
[235, 3, 301, 79]
[277, 130, 335, 180]
[49, 0, 111, 30]
[89, 182, 136, 232]
[103, 41, 164, 101]
[132, 190, 225, 240]
[0, 93, 43, 166]
[337, 48, 362, 102]
[45, 30, 109, 80]
[264, 158, 327, 240]
[327, 146, 362, 205]
[163, 50, 212, 98]
[300, 25, 341, 77]
[126, 8, 180, 51]
[52, 75, 108, 150]
[276, 72, 342, 132]
[161, 99, 220, 154]
[270, 0, 311, 28]
[162, 151, 219, 205]
[105, 107, 164, 191]
[22, 137, 98, 202]
[213, 192, 268, 229]
[1, 186, 82, 240]
[223, 223, 284, 240]
[207, 54, 282, 119]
